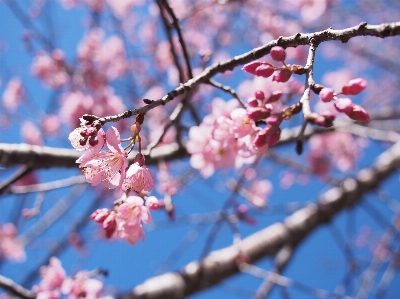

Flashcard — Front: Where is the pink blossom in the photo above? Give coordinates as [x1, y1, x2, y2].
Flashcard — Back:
[212, 116, 234, 141]
[31, 50, 69, 88]
[246, 180, 272, 208]
[34, 257, 66, 293]
[21, 121, 43, 145]
[69, 119, 105, 152]
[145, 196, 159, 210]
[0, 223, 26, 262]
[2, 77, 24, 112]
[116, 221, 145, 245]
[61, 271, 103, 299]
[230, 108, 256, 138]
[42, 114, 61, 136]
[116, 196, 152, 225]
[121, 162, 155, 193]
[80, 127, 128, 189]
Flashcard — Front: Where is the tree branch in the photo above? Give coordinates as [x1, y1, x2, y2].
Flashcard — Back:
[115, 140, 400, 299]
[0, 274, 35, 299]
[82, 22, 400, 125]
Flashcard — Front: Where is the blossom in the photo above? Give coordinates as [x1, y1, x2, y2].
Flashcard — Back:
[2, 77, 24, 112]
[0, 223, 26, 262]
[61, 271, 103, 299]
[121, 154, 155, 192]
[116, 196, 152, 225]
[80, 127, 128, 189]
[69, 118, 105, 152]
[33, 257, 66, 294]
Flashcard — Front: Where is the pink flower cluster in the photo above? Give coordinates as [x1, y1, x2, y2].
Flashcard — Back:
[0, 223, 26, 262]
[33, 257, 103, 299]
[91, 196, 158, 245]
[308, 132, 360, 178]
[187, 96, 283, 177]
[69, 120, 158, 245]
[2, 77, 24, 112]
[319, 78, 370, 123]
[70, 123, 154, 192]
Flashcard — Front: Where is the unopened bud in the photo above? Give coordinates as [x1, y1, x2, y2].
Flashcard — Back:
[342, 78, 367, 95]
[319, 88, 334, 102]
[270, 46, 286, 62]
[272, 69, 292, 83]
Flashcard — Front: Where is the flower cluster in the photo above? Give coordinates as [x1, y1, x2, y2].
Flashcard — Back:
[69, 116, 157, 245]
[317, 78, 370, 123]
[91, 196, 158, 245]
[33, 257, 104, 299]
[187, 95, 285, 177]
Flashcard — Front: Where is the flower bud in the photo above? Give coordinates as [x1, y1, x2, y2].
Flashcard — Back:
[254, 90, 265, 100]
[341, 78, 367, 95]
[270, 46, 286, 62]
[247, 97, 259, 107]
[347, 104, 370, 123]
[319, 87, 334, 102]
[246, 107, 272, 121]
[272, 69, 292, 83]
[266, 90, 283, 103]
[103, 212, 117, 239]
[255, 64, 274, 78]
[334, 98, 353, 114]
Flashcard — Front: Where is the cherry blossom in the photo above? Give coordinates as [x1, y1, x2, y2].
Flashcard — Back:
[0, 223, 26, 262]
[61, 271, 103, 299]
[2, 77, 24, 112]
[121, 161, 155, 193]
[80, 126, 128, 189]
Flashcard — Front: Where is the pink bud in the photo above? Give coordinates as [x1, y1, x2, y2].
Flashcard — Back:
[103, 212, 117, 239]
[254, 90, 265, 100]
[319, 88, 334, 102]
[246, 107, 272, 121]
[347, 105, 370, 123]
[145, 196, 159, 210]
[313, 111, 335, 127]
[266, 127, 281, 147]
[134, 153, 146, 166]
[91, 208, 111, 223]
[255, 64, 274, 78]
[266, 90, 283, 103]
[270, 46, 286, 62]
[266, 114, 283, 126]
[253, 129, 268, 150]
[334, 98, 353, 114]
[341, 78, 367, 95]
[242, 61, 262, 74]
[247, 97, 259, 107]
[272, 69, 292, 83]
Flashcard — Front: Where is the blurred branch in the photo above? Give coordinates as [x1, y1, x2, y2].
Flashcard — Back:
[0, 166, 31, 195]
[116, 140, 400, 299]
[0, 274, 35, 299]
